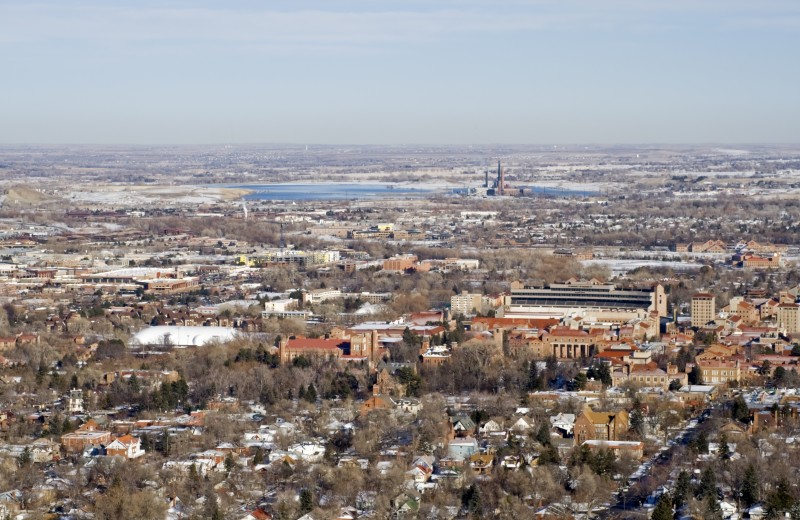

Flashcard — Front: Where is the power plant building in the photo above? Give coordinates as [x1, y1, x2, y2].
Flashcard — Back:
[482, 160, 508, 196]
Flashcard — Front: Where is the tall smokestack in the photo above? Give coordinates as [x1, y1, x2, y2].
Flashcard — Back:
[484, 169, 488, 188]
[498, 160, 505, 196]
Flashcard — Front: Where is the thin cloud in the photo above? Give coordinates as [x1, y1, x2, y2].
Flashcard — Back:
[5, 2, 794, 48]
[0, 5, 575, 45]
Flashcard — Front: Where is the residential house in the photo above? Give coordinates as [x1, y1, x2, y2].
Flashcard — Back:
[106, 434, 145, 459]
[550, 413, 576, 436]
[0, 490, 22, 519]
[573, 409, 629, 445]
[240, 508, 272, 520]
[469, 453, 494, 474]
[60, 419, 112, 452]
[449, 416, 477, 438]
[479, 418, 505, 435]
[30, 438, 59, 463]
[447, 437, 478, 460]
[511, 416, 534, 433]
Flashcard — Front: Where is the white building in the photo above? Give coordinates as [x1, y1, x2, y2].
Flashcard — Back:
[303, 288, 342, 304]
[68, 389, 84, 413]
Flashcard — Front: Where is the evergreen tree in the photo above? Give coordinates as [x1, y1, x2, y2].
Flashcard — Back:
[36, 363, 47, 385]
[462, 484, 482, 515]
[688, 365, 703, 385]
[188, 463, 198, 483]
[526, 361, 541, 391]
[48, 415, 63, 436]
[732, 395, 750, 423]
[630, 405, 645, 438]
[128, 374, 140, 393]
[450, 316, 465, 344]
[18, 447, 32, 467]
[535, 422, 552, 446]
[705, 493, 723, 520]
[204, 487, 223, 520]
[693, 430, 709, 455]
[596, 362, 612, 387]
[767, 477, 793, 517]
[304, 383, 317, 403]
[673, 470, 691, 511]
[741, 464, 760, 507]
[402, 327, 419, 348]
[718, 433, 730, 460]
[157, 430, 171, 456]
[676, 347, 691, 371]
[651, 493, 673, 520]
[252, 447, 264, 466]
[538, 445, 560, 465]
[140, 433, 152, 452]
[300, 488, 314, 513]
[470, 409, 489, 427]
[224, 452, 235, 474]
[698, 466, 717, 500]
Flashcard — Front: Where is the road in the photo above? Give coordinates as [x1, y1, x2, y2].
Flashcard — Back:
[597, 405, 716, 519]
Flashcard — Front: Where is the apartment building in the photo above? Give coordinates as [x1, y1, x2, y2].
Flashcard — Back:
[691, 293, 716, 327]
[777, 303, 800, 334]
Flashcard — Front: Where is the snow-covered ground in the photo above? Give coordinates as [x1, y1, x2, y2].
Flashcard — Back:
[131, 326, 239, 347]
[581, 259, 705, 276]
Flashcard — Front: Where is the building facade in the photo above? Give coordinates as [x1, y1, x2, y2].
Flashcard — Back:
[506, 279, 667, 321]
[691, 293, 716, 327]
[573, 409, 630, 446]
[777, 303, 800, 334]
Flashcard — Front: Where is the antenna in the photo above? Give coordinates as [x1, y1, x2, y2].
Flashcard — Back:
[279, 223, 286, 251]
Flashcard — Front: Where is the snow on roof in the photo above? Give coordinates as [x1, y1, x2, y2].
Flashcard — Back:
[131, 326, 239, 347]
[87, 267, 170, 278]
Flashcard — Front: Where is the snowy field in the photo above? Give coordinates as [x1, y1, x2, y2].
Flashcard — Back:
[581, 259, 705, 277]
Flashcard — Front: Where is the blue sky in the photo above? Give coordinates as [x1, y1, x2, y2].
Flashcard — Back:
[1, 0, 799, 144]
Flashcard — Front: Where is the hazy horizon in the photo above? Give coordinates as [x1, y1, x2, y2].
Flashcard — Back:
[2, 1, 799, 145]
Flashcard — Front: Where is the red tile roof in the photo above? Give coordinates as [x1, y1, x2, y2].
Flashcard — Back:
[471, 317, 560, 329]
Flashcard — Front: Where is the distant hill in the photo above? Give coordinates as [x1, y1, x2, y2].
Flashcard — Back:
[3, 185, 56, 205]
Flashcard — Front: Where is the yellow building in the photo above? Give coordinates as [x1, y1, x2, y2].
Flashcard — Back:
[777, 303, 800, 334]
[450, 291, 482, 317]
[691, 293, 715, 327]
[695, 359, 741, 384]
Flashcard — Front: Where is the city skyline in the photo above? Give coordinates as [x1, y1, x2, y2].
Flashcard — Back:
[2, 0, 799, 144]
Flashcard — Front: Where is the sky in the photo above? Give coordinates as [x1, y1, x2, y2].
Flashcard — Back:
[1, 0, 799, 145]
